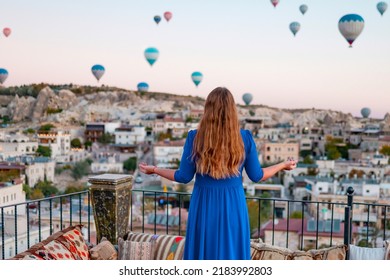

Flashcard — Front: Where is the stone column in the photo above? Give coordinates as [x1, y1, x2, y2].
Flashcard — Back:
[88, 174, 133, 245]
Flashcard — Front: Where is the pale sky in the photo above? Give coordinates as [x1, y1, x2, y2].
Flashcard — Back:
[1, 0, 389, 118]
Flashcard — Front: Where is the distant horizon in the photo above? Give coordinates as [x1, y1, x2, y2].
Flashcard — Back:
[1, 1, 389, 119]
[2, 82, 388, 120]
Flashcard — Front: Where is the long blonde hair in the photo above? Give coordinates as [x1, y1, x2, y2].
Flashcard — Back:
[192, 87, 244, 179]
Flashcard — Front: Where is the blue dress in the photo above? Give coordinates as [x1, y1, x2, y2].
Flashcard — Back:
[174, 129, 263, 260]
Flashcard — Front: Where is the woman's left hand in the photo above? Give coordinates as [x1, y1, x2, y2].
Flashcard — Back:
[283, 158, 297, 171]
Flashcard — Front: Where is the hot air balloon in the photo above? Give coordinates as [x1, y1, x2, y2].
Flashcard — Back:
[164, 11, 173, 22]
[191, 72, 203, 87]
[289, 22, 301, 36]
[137, 82, 149, 92]
[144, 47, 159, 66]
[0, 68, 8, 84]
[91, 65, 105, 82]
[361, 107, 371, 118]
[377, 2, 388, 16]
[242, 93, 253, 106]
[299, 4, 308, 15]
[154, 15, 162, 25]
[338, 14, 365, 48]
[270, 0, 279, 8]
[3, 28, 11, 37]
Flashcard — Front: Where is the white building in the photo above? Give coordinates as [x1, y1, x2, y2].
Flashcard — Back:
[91, 157, 123, 174]
[114, 126, 146, 145]
[0, 134, 38, 160]
[5, 156, 56, 187]
[37, 130, 71, 161]
[153, 139, 185, 168]
[0, 180, 26, 216]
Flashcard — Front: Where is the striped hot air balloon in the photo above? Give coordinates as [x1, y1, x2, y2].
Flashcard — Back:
[289, 22, 301, 36]
[270, 0, 279, 8]
[91, 65, 105, 82]
[377, 2, 388, 16]
[164, 11, 173, 22]
[361, 107, 371, 118]
[3, 28, 11, 37]
[154, 15, 161, 25]
[137, 82, 149, 92]
[144, 47, 159, 66]
[299, 4, 308, 15]
[191, 72, 203, 87]
[242, 93, 253, 106]
[0, 68, 9, 84]
[338, 14, 365, 47]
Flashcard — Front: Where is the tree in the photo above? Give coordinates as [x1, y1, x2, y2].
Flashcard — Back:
[97, 133, 113, 144]
[34, 180, 59, 197]
[23, 184, 32, 199]
[290, 211, 303, 219]
[247, 192, 272, 234]
[30, 188, 44, 200]
[71, 138, 82, 148]
[71, 160, 90, 180]
[84, 140, 93, 148]
[123, 157, 137, 172]
[38, 123, 55, 132]
[380, 145, 390, 157]
[36, 146, 52, 157]
[303, 155, 314, 164]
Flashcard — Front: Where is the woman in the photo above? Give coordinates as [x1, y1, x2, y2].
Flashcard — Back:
[138, 87, 297, 260]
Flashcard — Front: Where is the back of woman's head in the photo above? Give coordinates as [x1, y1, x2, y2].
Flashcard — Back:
[193, 87, 244, 179]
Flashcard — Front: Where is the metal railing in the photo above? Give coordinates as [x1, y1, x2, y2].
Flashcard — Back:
[2, 187, 389, 260]
[0, 191, 91, 260]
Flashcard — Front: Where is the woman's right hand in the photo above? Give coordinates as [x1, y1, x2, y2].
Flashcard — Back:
[283, 158, 297, 171]
[138, 162, 156, 175]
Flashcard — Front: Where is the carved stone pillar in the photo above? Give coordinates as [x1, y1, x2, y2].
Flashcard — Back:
[88, 174, 133, 245]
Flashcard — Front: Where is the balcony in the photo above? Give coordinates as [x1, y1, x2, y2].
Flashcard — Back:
[1, 175, 390, 260]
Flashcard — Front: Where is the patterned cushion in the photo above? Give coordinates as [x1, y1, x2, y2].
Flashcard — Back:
[9, 225, 89, 260]
[20, 254, 45, 260]
[62, 226, 90, 260]
[291, 251, 317, 260]
[308, 244, 347, 260]
[117, 238, 155, 260]
[126, 232, 185, 260]
[250, 241, 293, 260]
[42, 240, 76, 260]
[348, 245, 386, 260]
[90, 237, 118, 260]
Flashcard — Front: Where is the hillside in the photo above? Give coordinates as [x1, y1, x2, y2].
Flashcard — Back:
[0, 84, 385, 129]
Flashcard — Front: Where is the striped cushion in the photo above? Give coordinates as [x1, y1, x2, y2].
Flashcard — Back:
[126, 232, 185, 260]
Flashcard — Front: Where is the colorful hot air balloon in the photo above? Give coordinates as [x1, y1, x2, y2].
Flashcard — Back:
[299, 4, 308, 15]
[144, 47, 159, 66]
[242, 93, 253, 106]
[91, 64, 105, 82]
[137, 82, 149, 92]
[270, 0, 279, 8]
[338, 14, 365, 48]
[0, 68, 9, 84]
[191, 72, 203, 87]
[154, 15, 161, 25]
[289, 22, 301, 36]
[377, 2, 388, 16]
[164, 11, 173, 22]
[361, 107, 371, 118]
[3, 28, 11, 37]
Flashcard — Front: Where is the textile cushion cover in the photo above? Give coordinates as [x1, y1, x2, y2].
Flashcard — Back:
[10, 225, 90, 260]
[125, 232, 185, 260]
[348, 244, 386, 260]
[117, 237, 155, 260]
[250, 240, 347, 260]
[90, 237, 118, 260]
[384, 240, 390, 260]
